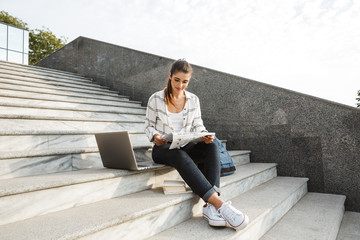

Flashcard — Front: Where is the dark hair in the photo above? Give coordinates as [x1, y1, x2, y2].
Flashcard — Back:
[164, 59, 193, 105]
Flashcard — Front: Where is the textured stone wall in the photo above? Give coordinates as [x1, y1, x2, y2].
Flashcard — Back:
[37, 37, 360, 211]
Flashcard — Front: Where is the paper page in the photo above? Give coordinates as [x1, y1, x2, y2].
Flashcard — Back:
[164, 132, 215, 149]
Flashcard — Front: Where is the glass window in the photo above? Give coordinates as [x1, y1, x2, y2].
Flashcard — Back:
[24, 31, 29, 53]
[0, 48, 6, 61]
[0, 23, 7, 49]
[8, 50, 23, 64]
[0, 23, 29, 64]
[8, 26, 23, 52]
[23, 53, 29, 65]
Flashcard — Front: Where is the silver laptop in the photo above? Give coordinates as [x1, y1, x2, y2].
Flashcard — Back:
[95, 131, 162, 170]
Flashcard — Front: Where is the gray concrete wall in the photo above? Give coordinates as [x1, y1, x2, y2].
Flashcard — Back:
[37, 37, 360, 212]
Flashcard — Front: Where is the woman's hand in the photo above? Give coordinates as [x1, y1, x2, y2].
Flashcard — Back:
[153, 134, 168, 146]
[201, 135, 215, 144]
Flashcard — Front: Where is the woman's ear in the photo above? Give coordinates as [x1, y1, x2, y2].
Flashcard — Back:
[169, 73, 172, 79]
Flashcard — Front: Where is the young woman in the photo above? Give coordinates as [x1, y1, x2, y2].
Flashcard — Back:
[144, 59, 249, 230]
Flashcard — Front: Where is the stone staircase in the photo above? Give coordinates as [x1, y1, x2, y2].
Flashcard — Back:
[0, 60, 357, 240]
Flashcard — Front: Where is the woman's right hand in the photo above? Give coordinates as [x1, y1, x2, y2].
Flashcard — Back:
[153, 134, 168, 146]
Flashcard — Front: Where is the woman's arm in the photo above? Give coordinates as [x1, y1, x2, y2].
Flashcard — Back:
[144, 95, 169, 146]
[144, 96, 161, 142]
[192, 96, 207, 132]
[193, 96, 214, 143]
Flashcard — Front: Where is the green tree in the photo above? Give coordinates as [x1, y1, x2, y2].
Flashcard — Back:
[0, 11, 66, 65]
[357, 90, 360, 108]
[29, 28, 66, 65]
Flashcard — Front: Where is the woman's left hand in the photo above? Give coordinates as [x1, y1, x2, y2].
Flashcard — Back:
[201, 135, 215, 144]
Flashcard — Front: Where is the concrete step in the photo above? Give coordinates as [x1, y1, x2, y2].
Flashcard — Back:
[0, 166, 169, 227]
[0, 77, 120, 97]
[0, 131, 237, 158]
[147, 177, 309, 240]
[0, 148, 100, 179]
[0, 146, 154, 179]
[261, 193, 346, 240]
[0, 88, 139, 107]
[0, 148, 249, 180]
[0, 60, 91, 82]
[0, 115, 145, 132]
[0, 96, 146, 114]
[336, 211, 360, 240]
[0, 70, 112, 92]
[0, 131, 150, 153]
[0, 105, 146, 121]
[0, 165, 168, 198]
[230, 150, 250, 166]
[0, 100, 146, 117]
[0, 82, 131, 102]
[0, 86, 131, 102]
[0, 73, 114, 98]
[0, 62, 98, 80]
[0, 188, 199, 240]
[0, 163, 276, 228]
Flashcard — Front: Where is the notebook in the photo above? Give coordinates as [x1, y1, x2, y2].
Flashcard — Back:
[95, 131, 162, 170]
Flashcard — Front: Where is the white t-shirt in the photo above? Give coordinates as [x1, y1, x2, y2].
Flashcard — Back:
[168, 110, 184, 133]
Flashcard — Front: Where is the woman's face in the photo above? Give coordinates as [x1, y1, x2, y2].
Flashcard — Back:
[170, 71, 191, 94]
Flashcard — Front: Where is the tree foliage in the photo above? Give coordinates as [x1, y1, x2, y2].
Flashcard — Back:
[0, 11, 66, 65]
[357, 90, 360, 108]
[0, 10, 28, 30]
[29, 29, 66, 65]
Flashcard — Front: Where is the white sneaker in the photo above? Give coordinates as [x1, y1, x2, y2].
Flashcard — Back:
[218, 201, 249, 230]
[203, 203, 227, 227]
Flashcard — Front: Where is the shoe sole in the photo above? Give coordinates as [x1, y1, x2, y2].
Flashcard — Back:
[233, 214, 250, 231]
[203, 214, 227, 227]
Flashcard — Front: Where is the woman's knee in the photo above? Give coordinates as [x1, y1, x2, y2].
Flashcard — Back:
[208, 142, 218, 151]
[201, 142, 218, 156]
[152, 144, 173, 163]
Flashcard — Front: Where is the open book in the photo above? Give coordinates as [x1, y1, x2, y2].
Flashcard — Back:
[163, 132, 215, 150]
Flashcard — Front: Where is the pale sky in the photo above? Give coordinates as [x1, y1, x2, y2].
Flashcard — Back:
[1, 0, 359, 107]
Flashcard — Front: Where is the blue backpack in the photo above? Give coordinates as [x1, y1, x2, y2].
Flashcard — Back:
[213, 137, 236, 176]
